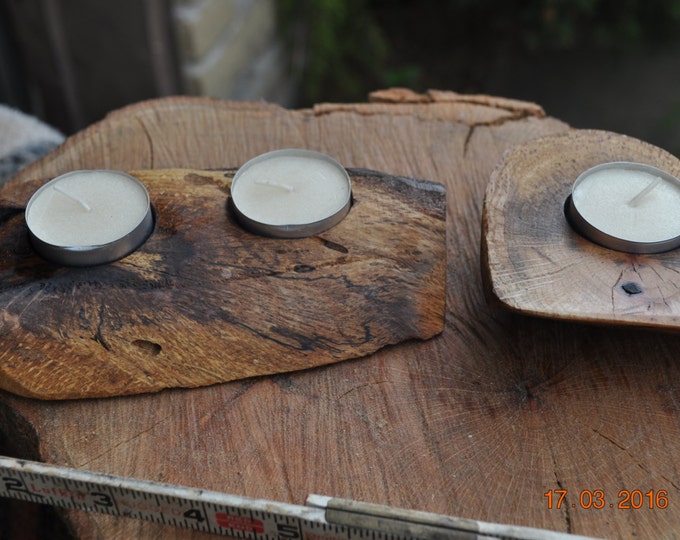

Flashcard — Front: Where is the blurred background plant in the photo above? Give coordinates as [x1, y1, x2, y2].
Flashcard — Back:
[278, 0, 680, 153]
[277, 0, 388, 104]
[280, 0, 680, 101]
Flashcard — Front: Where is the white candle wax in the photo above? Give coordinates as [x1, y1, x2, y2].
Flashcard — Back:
[25, 170, 153, 265]
[567, 162, 680, 253]
[230, 149, 352, 238]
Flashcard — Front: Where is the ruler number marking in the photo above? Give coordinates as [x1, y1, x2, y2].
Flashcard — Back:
[3, 456, 586, 540]
[277, 522, 302, 539]
[91, 491, 114, 508]
[183, 507, 206, 523]
[2, 476, 37, 497]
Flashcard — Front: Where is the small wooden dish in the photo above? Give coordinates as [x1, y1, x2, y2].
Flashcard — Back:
[0, 168, 446, 400]
[482, 129, 680, 330]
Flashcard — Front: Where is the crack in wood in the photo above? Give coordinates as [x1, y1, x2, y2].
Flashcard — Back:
[335, 380, 391, 401]
[319, 238, 349, 254]
[75, 412, 177, 468]
[92, 303, 111, 352]
[135, 118, 155, 169]
[552, 468, 572, 533]
[591, 427, 656, 479]
[463, 110, 537, 157]
[612, 270, 624, 313]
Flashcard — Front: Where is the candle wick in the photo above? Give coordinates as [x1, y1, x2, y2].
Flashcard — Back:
[254, 179, 294, 192]
[53, 184, 92, 212]
[627, 176, 662, 207]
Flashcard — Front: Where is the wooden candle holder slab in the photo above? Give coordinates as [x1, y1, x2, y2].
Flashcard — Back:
[0, 168, 446, 400]
[482, 129, 680, 330]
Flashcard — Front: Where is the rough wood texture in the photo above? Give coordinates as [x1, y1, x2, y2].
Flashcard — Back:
[0, 168, 446, 399]
[2, 92, 680, 539]
[482, 129, 680, 330]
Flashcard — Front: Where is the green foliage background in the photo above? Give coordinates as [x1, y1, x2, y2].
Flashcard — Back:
[278, 0, 680, 105]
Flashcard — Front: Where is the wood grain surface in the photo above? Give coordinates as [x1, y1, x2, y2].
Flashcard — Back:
[482, 129, 680, 331]
[0, 168, 446, 399]
[2, 91, 680, 539]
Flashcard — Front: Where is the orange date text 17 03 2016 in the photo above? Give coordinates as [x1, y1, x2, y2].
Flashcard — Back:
[544, 489, 669, 510]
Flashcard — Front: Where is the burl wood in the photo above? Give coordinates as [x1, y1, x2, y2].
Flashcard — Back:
[0, 168, 446, 399]
[2, 92, 680, 540]
[482, 129, 680, 330]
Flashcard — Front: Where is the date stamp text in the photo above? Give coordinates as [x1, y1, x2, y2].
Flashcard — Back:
[544, 489, 668, 510]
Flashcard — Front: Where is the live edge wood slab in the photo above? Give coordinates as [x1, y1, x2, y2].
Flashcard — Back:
[2, 91, 680, 540]
[482, 129, 680, 331]
[0, 168, 446, 400]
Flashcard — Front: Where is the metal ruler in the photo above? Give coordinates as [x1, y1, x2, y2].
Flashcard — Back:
[0, 455, 601, 540]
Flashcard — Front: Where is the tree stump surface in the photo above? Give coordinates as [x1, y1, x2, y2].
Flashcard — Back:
[482, 129, 680, 330]
[2, 91, 679, 539]
[0, 168, 446, 399]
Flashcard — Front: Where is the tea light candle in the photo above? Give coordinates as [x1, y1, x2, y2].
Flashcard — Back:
[566, 162, 680, 253]
[25, 170, 153, 266]
[230, 149, 352, 238]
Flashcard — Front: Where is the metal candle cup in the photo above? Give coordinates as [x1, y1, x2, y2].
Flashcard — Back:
[25, 170, 154, 266]
[230, 149, 352, 238]
[565, 161, 680, 254]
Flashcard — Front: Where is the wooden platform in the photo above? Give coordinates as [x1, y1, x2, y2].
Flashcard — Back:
[482, 129, 680, 331]
[1, 91, 679, 539]
[0, 168, 446, 399]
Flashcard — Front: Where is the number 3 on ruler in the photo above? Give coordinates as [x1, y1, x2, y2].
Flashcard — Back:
[90, 492, 114, 507]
